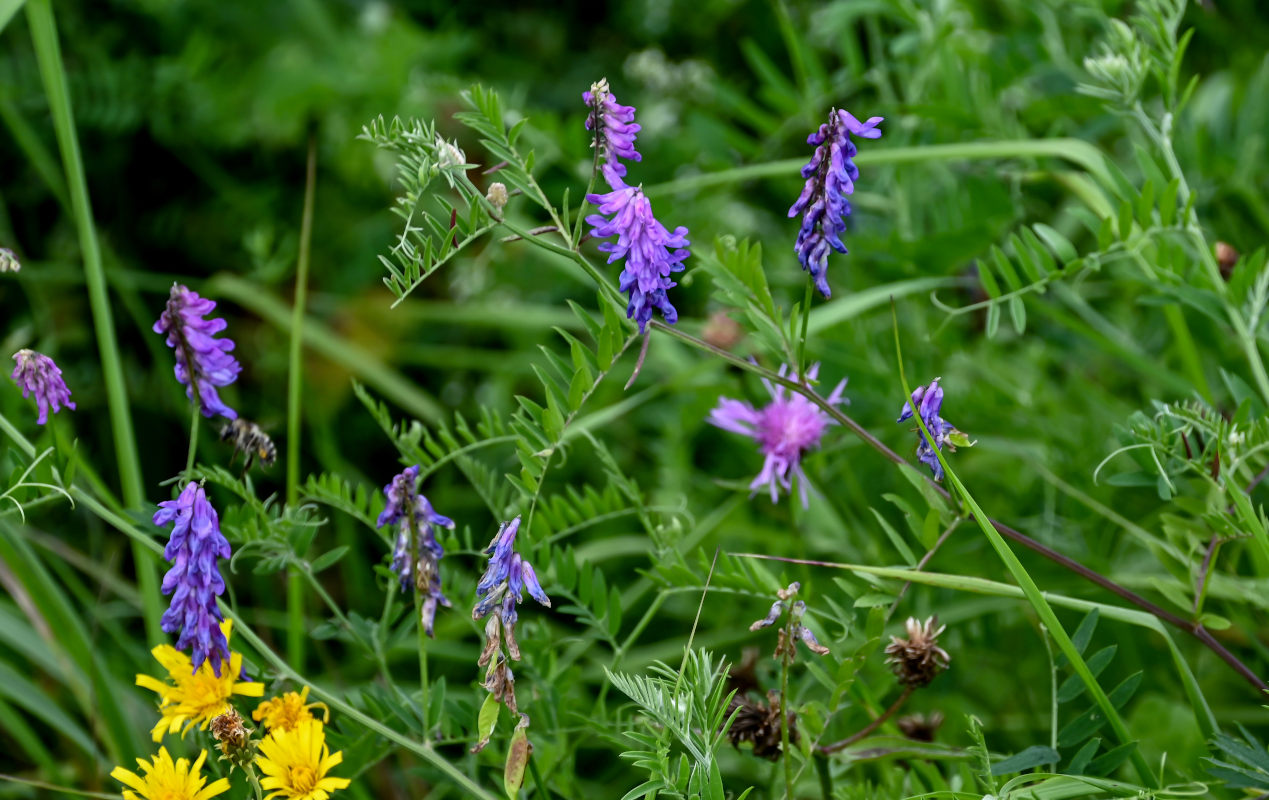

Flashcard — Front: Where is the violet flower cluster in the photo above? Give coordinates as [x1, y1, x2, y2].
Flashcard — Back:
[10, 349, 75, 425]
[154, 481, 232, 675]
[473, 516, 551, 664]
[153, 284, 241, 420]
[376, 465, 454, 637]
[584, 77, 641, 175]
[897, 378, 964, 481]
[584, 79, 690, 333]
[708, 363, 847, 507]
[788, 109, 883, 298]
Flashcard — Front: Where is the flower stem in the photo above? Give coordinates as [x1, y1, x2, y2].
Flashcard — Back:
[185, 404, 201, 473]
[819, 687, 913, 754]
[285, 130, 318, 669]
[796, 279, 813, 381]
[779, 618, 794, 798]
[245, 766, 265, 800]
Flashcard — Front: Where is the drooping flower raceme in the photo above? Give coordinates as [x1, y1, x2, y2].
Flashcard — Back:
[155, 481, 232, 675]
[584, 77, 641, 178]
[708, 363, 848, 507]
[137, 619, 264, 742]
[154, 284, 241, 420]
[376, 465, 454, 637]
[897, 378, 967, 481]
[471, 516, 551, 750]
[586, 163, 691, 333]
[10, 349, 75, 424]
[473, 516, 551, 662]
[788, 109, 883, 298]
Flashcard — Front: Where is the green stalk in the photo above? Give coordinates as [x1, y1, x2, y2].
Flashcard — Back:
[185, 404, 201, 473]
[890, 311, 1158, 789]
[24, 0, 161, 645]
[779, 630, 794, 799]
[286, 132, 318, 668]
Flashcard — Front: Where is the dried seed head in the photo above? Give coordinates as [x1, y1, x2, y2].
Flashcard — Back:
[885, 616, 950, 688]
[726, 689, 797, 760]
[896, 711, 944, 742]
[486, 182, 508, 212]
[1216, 241, 1239, 278]
[210, 707, 256, 770]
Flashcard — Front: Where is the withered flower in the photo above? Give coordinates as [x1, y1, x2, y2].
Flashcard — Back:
[896, 711, 944, 742]
[209, 707, 256, 772]
[726, 689, 797, 761]
[885, 616, 950, 688]
[749, 583, 831, 659]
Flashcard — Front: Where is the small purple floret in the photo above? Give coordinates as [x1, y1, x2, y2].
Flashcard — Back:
[586, 163, 690, 333]
[376, 465, 454, 637]
[708, 363, 848, 507]
[153, 284, 241, 420]
[898, 378, 953, 480]
[10, 349, 76, 425]
[584, 78, 642, 177]
[154, 482, 232, 675]
[788, 109, 883, 298]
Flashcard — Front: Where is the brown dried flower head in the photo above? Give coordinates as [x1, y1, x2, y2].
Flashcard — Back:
[896, 711, 945, 742]
[726, 689, 797, 761]
[1216, 241, 1239, 278]
[885, 616, 950, 688]
[209, 707, 255, 770]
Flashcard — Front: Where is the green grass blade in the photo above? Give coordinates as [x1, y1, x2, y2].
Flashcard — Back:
[24, 0, 162, 650]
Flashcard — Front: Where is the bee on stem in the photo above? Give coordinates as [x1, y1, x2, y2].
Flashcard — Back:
[219, 418, 276, 473]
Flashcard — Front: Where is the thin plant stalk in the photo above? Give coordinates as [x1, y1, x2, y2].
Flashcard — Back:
[285, 131, 318, 668]
[24, 0, 162, 645]
[779, 632, 793, 799]
[185, 404, 201, 473]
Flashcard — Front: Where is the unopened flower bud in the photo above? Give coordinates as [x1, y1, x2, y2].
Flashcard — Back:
[486, 182, 508, 213]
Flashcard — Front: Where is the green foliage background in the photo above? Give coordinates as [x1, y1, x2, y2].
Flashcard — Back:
[1, 0, 1268, 798]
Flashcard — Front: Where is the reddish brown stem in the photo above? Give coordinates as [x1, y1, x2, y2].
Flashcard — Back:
[819, 687, 914, 754]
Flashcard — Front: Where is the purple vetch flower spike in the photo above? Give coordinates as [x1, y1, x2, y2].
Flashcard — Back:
[10, 349, 76, 425]
[897, 378, 968, 481]
[707, 363, 848, 507]
[376, 465, 454, 636]
[788, 108, 883, 299]
[153, 284, 241, 420]
[154, 482, 232, 675]
[584, 78, 641, 180]
[586, 163, 690, 333]
[473, 516, 551, 662]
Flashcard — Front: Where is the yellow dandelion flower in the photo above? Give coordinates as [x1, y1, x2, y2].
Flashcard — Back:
[111, 747, 229, 800]
[253, 686, 331, 733]
[136, 619, 265, 742]
[256, 719, 351, 800]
